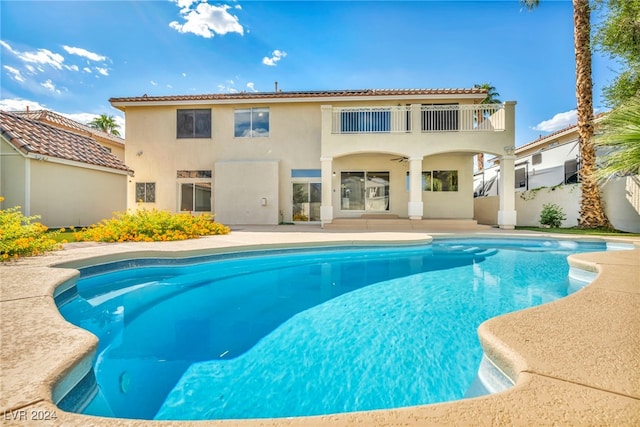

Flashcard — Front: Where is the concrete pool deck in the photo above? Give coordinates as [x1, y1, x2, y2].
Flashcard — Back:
[1, 227, 639, 426]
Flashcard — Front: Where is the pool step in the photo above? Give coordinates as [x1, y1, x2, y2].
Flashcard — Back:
[325, 219, 491, 231]
[435, 245, 498, 258]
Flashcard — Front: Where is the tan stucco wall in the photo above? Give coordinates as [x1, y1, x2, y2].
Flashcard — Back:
[29, 161, 127, 227]
[214, 160, 280, 225]
[124, 104, 321, 221]
[473, 195, 500, 225]
[423, 154, 475, 219]
[0, 139, 27, 211]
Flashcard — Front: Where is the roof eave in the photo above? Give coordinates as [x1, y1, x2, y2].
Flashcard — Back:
[110, 91, 488, 108]
[24, 152, 133, 175]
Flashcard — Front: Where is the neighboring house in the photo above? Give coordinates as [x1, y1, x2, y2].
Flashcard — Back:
[473, 114, 640, 232]
[13, 109, 126, 160]
[110, 88, 517, 228]
[474, 113, 607, 197]
[0, 111, 132, 228]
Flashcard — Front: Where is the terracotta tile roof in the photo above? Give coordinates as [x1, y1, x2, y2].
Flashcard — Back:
[110, 88, 488, 104]
[0, 111, 132, 173]
[13, 110, 124, 147]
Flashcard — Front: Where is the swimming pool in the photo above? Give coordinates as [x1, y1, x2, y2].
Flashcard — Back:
[56, 237, 622, 420]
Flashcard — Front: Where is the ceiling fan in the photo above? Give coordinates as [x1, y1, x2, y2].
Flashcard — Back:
[390, 156, 408, 162]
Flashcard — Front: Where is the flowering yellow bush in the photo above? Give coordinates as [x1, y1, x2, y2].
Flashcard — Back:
[0, 197, 62, 261]
[73, 209, 230, 243]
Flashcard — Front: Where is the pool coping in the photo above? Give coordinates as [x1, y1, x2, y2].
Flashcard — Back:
[1, 229, 639, 426]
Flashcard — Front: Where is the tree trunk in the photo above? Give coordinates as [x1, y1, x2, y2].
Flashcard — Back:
[573, 0, 611, 228]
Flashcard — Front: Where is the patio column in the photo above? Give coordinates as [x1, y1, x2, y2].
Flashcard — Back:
[320, 156, 334, 226]
[498, 150, 517, 229]
[408, 156, 423, 220]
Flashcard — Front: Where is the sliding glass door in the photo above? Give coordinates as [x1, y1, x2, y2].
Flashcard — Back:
[292, 182, 321, 221]
[341, 171, 389, 211]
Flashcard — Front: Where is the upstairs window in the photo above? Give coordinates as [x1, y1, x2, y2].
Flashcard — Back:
[532, 153, 542, 165]
[177, 109, 211, 138]
[235, 108, 269, 137]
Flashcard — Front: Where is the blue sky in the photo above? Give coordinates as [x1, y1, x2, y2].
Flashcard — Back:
[0, 0, 619, 146]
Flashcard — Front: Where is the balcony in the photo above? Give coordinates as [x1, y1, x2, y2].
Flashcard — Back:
[330, 104, 506, 134]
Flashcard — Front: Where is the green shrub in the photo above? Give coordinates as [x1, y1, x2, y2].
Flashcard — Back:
[0, 197, 62, 261]
[74, 209, 230, 243]
[540, 203, 567, 228]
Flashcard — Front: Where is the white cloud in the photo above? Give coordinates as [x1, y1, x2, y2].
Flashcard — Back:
[62, 45, 107, 62]
[0, 98, 48, 111]
[25, 64, 36, 74]
[95, 67, 109, 76]
[83, 67, 92, 73]
[68, 64, 79, 72]
[65, 112, 102, 125]
[169, 2, 244, 38]
[174, 0, 198, 8]
[262, 50, 287, 66]
[3, 65, 25, 82]
[182, 72, 187, 77]
[150, 80, 158, 86]
[0, 40, 17, 54]
[217, 82, 238, 93]
[167, 84, 173, 89]
[40, 79, 61, 94]
[21, 48, 64, 70]
[246, 82, 257, 92]
[532, 110, 577, 133]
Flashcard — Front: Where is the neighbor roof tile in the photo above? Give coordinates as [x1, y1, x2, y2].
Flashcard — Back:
[0, 111, 131, 173]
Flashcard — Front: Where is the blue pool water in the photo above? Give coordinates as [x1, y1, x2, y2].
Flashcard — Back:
[57, 238, 620, 420]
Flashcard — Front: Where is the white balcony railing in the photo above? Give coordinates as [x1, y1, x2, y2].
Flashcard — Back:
[331, 106, 412, 133]
[331, 104, 505, 134]
[421, 104, 505, 132]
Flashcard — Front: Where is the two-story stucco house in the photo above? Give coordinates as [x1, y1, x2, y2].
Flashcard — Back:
[110, 88, 517, 228]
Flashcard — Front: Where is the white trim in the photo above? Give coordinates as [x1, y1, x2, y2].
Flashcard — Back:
[111, 93, 487, 109]
[25, 153, 131, 176]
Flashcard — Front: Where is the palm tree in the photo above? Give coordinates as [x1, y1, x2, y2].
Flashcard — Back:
[520, 0, 610, 228]
[594, 95, 640, 180]
[89, 114, 121, 136]
[473, 83, 502, 171]
[474, 83, 501, 105]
